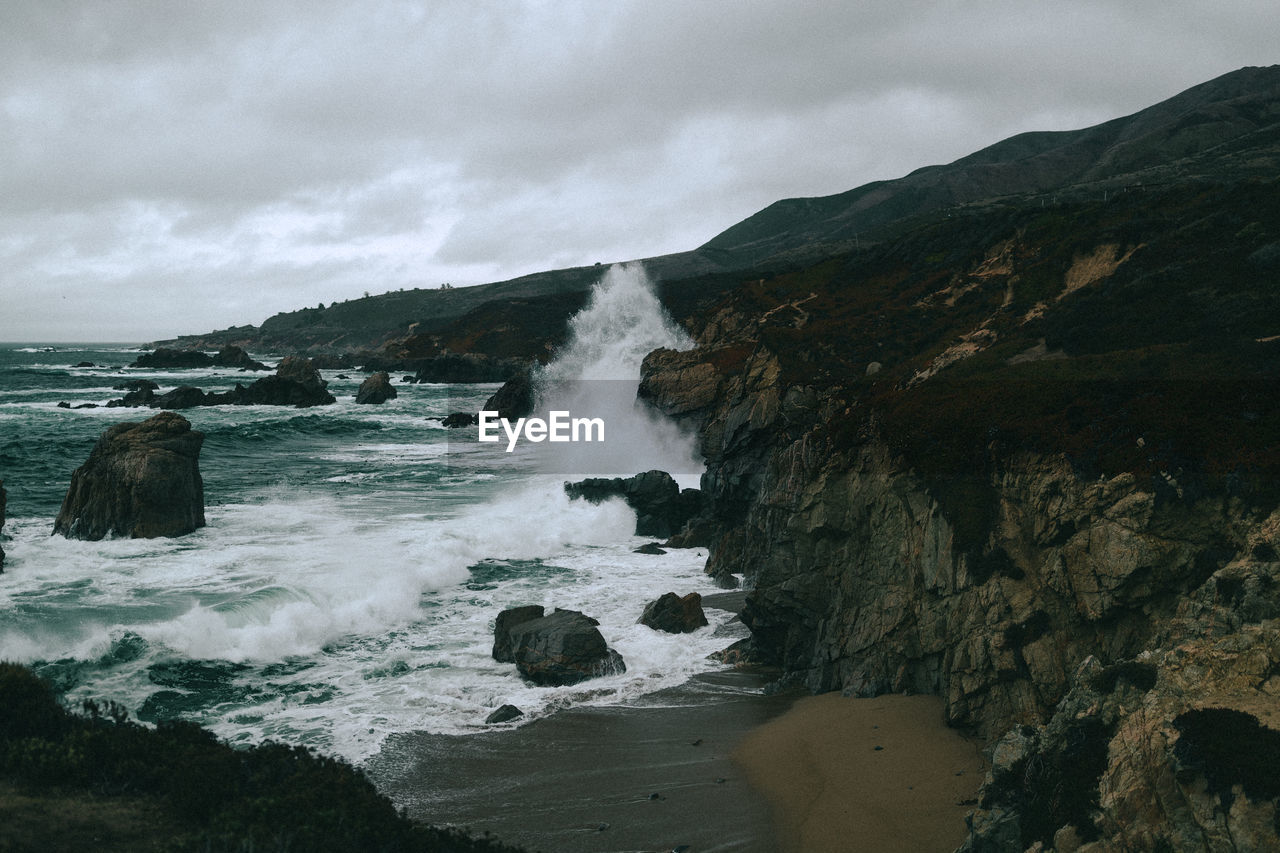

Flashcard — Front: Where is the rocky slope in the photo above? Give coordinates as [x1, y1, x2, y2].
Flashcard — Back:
[641, 173, 1280, 849]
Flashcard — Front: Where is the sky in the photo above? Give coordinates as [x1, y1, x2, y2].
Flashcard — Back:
[1, 1, 1276, 342]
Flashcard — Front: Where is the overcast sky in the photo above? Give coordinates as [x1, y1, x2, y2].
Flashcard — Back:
[1, 1, 1275, 342]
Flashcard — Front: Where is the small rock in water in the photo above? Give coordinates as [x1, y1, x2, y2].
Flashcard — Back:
[484, 704, 524, 724]
[634, 542, 667, 555]
[873, 745, 883, 751]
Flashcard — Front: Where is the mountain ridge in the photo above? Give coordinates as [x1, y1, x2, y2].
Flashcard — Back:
[156, 64, 1280, 357]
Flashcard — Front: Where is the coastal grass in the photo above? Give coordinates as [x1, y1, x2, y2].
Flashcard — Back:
[0, 662, 526, 853]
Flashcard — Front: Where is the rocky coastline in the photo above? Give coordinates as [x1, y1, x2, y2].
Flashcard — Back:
[638, 179, 1280, 849]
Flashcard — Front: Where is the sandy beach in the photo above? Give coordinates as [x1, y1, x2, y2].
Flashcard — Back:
[734, 693, 987, 852]
[366, 670, 795, 853]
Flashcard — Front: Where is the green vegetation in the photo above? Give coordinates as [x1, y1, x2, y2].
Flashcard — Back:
[0, 663, 526, 853]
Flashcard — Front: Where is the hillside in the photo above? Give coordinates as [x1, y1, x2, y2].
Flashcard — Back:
[157, 65, 1280, 359]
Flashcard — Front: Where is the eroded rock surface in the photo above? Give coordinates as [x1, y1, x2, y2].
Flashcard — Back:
[53, 412, 205, 541]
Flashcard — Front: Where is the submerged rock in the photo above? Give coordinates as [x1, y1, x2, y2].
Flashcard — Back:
[112, 379, 159, 393]
[53, 411, 205, 541]
[494, 606, 625, 686]
[355, 372, 397, 404]
[441, 411, 477, 428]
[639, 592, 708, 634]
[484, 704, 524, 724]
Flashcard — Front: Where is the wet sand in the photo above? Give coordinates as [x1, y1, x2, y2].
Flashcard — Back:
[734, 693, 987, 852]
[366, 670, 796, 853]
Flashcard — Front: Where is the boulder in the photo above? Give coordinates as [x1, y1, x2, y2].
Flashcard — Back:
[497, 607, 626, 686]
[154, 385, 210, 410]
[230, 357, 335, 407]
[565, 470, 703, 538]
[483, 368, 536, 420]
[53, 412, 205, 541]
[213, 345, 268, 371]
[640, 592, 708, 634]
[484, 704, 524, 724]
[355, 372, 397, 405]
[493, 605, 547, 662]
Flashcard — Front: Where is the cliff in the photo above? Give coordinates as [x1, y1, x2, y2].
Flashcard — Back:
[641, 175, 1280, 848]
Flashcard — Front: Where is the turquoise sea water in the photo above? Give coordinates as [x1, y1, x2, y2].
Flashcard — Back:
[0, 267, 746, 763]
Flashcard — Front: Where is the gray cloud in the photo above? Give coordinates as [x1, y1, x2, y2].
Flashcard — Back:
[1, 0, 1275, 341]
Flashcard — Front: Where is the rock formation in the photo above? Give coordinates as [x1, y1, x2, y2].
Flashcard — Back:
[53, 412, 205, 541]
[484, 704, 524, 724]
[491, 606, 625, 686]
[637, 174, 1280, 848]
[104, 356, 335, 409]
[564, 470, 703, 539]
[639, 592, 708, 634]
[214, 345, 268, 371]
[355, 372, 397, 404]
[130, 347, 216, 369]
[129, 345, 267, 371]
[482, 369, 536, 421]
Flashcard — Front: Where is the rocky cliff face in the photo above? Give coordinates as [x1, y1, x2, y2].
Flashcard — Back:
[640, 176, 1280, 849]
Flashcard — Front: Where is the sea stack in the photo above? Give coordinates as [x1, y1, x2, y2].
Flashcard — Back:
[53, 412, 205, 541]
[355, 371, 397, 404]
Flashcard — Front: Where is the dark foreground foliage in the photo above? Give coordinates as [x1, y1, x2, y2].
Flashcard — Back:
[0, 662, 527, 853]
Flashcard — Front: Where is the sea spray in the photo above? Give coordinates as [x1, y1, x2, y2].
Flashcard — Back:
[0, 339, 731, 762]
[525, 263, 703, 482]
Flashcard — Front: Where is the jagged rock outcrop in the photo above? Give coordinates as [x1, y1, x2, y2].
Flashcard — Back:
[214, 345, 269, 371]
[491, 605, 625, 686]
[355, 372, 397, 404]
[482, 369, 536, 421]
[962, 605, 1280, 851]
[564, 470, 703, 539]
[637, 171, 1280, 848]
[53, 412, 205, 541]
[639, 592, 708, 634]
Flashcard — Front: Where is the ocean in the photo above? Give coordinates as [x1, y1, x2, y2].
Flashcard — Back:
[0, 265, 747, 766]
